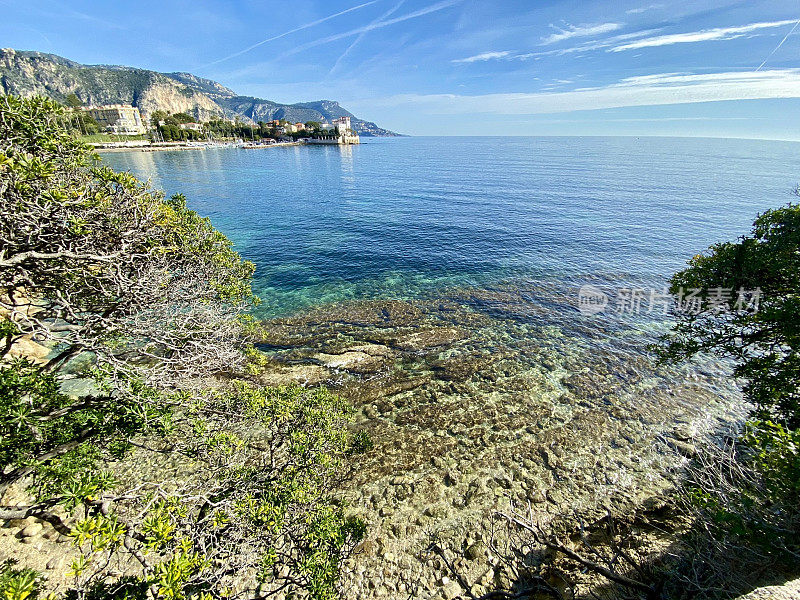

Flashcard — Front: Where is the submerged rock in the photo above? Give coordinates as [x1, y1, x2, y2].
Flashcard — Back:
[59, 377, 100, 399]
[317, 350, 389, 374]
[394, 327, 466, 351]
[248, 288, 744, 600]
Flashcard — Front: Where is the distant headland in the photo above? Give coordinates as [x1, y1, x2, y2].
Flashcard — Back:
[0, 47, 401, 137]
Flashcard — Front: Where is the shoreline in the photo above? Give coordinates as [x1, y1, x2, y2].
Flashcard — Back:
[94, 141, 307, 153]
[93, 137, 363, 153]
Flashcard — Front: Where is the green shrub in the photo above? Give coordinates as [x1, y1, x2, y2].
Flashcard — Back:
[0, 95, 365, 600]
[659, 202, 800, 591]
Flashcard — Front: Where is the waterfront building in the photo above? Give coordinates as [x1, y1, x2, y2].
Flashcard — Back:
[306, 117, 360, 145]
[307, 116, 360, 144]
[333, 116, 352, 134]
[81, 104, 146, 135]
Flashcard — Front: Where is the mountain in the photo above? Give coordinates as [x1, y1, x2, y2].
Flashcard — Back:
[0, 48, 399, 136]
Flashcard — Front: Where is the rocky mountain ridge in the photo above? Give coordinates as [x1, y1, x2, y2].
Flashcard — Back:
[0, 48, 399, 136]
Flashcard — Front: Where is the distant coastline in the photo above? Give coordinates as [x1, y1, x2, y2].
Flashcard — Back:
[93, 139, 362, 152]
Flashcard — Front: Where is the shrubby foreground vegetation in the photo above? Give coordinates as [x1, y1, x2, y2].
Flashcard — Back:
[658, 203, 800, 593]
[0, 96, 366, 599]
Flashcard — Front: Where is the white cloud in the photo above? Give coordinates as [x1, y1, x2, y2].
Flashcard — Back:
[541, 22, 621, 44]
[450, 29, 662, 63]
[363, 69, 800, 115]
[616, 72, 688, 84]
[611, 19, 797, 51]
[452, 50, 512, 63]
[626, 4, 662, 15]
[538, 27, 664, 56]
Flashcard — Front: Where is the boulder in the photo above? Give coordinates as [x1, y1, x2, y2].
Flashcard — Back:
[735, 578, 800, 600]
[259, 364, 331, 386]
[20, 522, 43, 537]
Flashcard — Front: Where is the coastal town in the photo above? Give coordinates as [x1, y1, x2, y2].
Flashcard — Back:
[71, 102, 360, 150]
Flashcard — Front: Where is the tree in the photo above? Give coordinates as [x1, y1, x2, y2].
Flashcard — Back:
[656, 202, 800, 426]
[0, 95, 365, 599]
[172, 112, 196, 124]
[166, 124, 179, 141]
[65, 93, 82, 108]
[79, 113, 99, 135]
[150, 109, 169, 128]
[656, 201, 800, 586]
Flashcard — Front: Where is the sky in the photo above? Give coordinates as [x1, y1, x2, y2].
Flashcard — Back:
[2, 0, 800, 138]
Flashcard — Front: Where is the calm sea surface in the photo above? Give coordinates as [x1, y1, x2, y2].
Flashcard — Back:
[103, 136, 799, 317]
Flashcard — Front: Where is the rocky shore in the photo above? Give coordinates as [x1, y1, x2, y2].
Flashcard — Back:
[2, 282, 746, 598]
[250, 284, 744, 598]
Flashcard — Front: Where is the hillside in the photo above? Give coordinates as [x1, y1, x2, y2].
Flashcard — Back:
[0, 48, 399, 136]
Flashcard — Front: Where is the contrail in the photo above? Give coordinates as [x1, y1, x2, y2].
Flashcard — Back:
[283, 0, 463, 57]
[202, 1, 379, 68]
[756, 18, 800, 71]
[328, 0, 405, 76]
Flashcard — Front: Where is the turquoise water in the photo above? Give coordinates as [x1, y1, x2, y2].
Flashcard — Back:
[102, 136, 800, 317]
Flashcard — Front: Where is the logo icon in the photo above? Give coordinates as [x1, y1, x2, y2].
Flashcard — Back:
[577, 285, 608, 315]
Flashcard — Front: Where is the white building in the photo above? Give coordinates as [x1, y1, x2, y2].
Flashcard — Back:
[308, 117, 359, 145]
[333, 116, 352, 134]
[81, 105, 146, 135]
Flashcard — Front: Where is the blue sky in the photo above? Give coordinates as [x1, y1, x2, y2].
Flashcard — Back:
[2, 0, 800, 138]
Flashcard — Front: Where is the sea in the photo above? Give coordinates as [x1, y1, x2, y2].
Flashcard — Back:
[102, 136, 799, 317]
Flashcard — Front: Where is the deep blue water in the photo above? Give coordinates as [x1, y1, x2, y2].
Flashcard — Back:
[102, 136, 800, 317]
